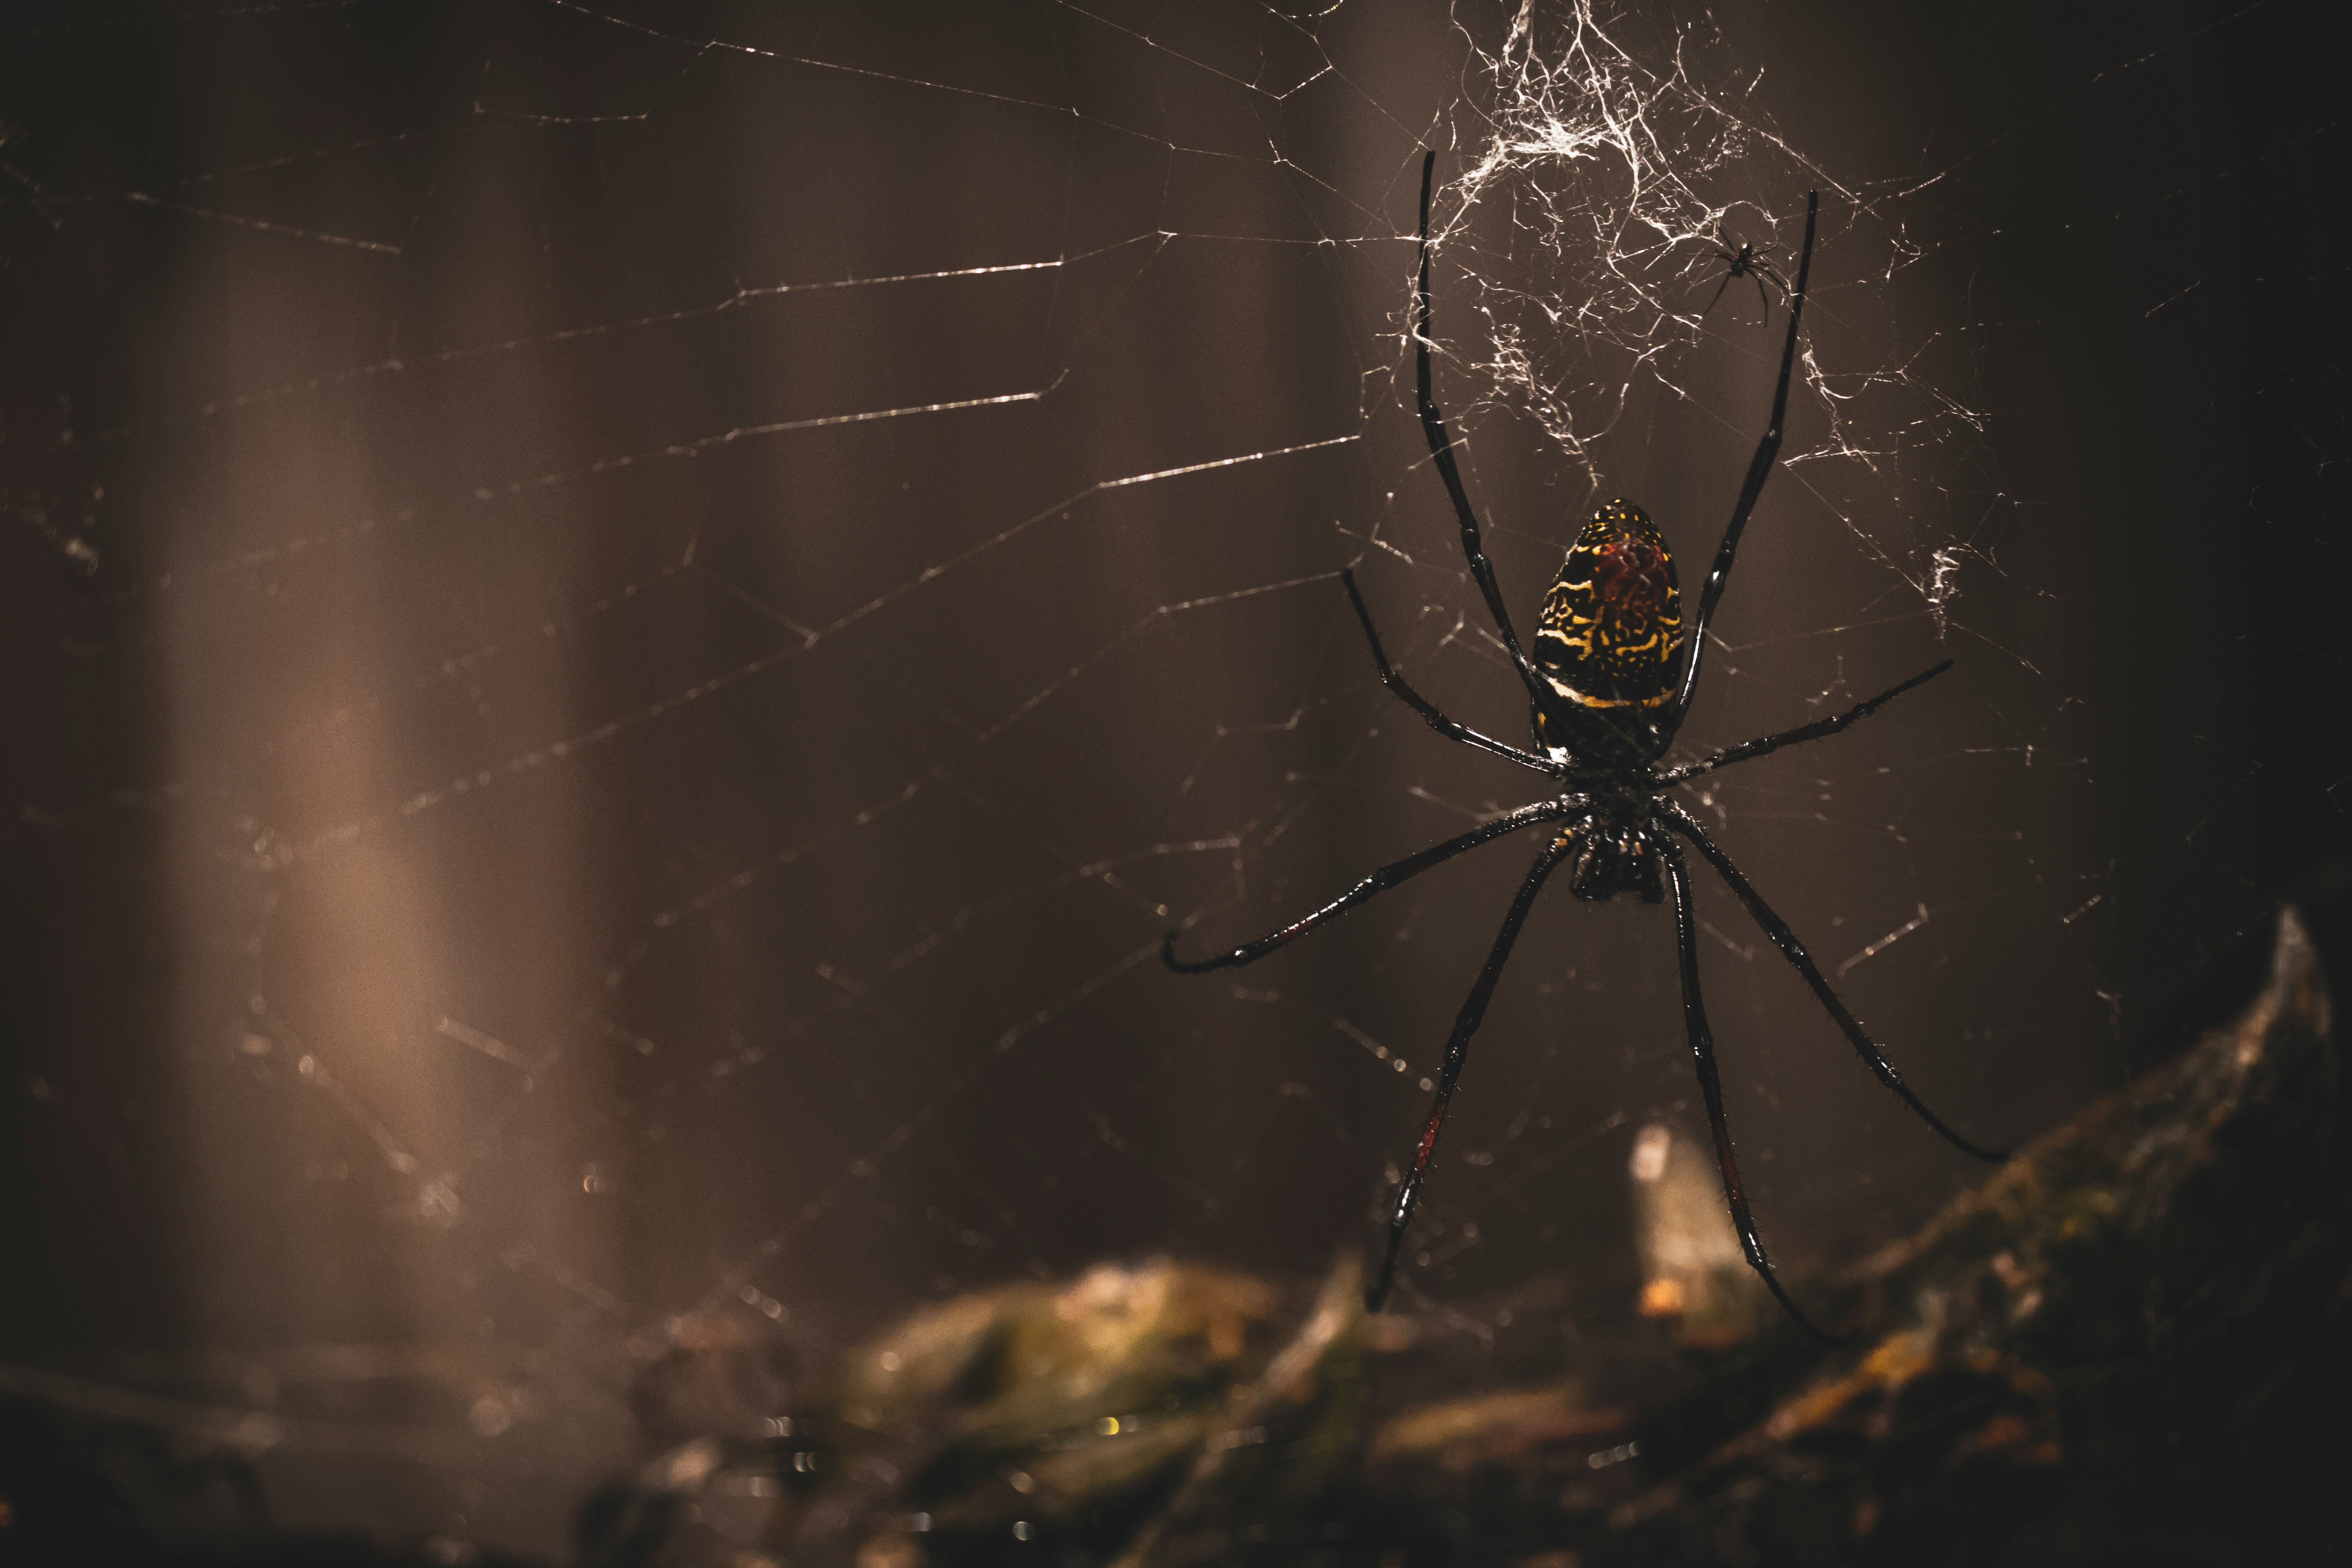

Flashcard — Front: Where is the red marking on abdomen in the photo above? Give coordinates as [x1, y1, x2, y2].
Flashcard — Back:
[1594, 539, 1669, 612]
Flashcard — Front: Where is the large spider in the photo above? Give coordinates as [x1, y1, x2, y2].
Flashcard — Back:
[1164, 153, 2003, 1341]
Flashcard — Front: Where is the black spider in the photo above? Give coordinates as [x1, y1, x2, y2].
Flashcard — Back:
[1699, 232, 1790, 324]
[1164, 153, 2003, 1342]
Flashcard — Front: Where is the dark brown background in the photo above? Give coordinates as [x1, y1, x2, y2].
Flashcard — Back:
[2, 0, 2343, 1552]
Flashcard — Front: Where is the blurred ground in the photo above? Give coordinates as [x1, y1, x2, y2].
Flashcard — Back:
[8, 871, 2346, 1565]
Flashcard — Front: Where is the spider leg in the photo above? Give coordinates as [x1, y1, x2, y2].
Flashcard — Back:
[1163, 798, 1580, 974]
[1659, 836, 1848, 1345]
[1657, 659, 1953, 784]
[1341, 568, 1561, 777]
[1698, 269, 1733, 321]
[1368, 828, 1579, 1311]
[1658, 800, 2007, 1163]
[1412, 151, 1553, 716]
[1666, 189, 1821, 737]
[1750, 271, 1773, 323]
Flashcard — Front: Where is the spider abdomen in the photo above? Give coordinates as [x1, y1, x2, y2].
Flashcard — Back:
[1533, 500, 1684, 714]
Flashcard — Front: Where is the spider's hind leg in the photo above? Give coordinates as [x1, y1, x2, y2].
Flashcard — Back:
[1659, 835, 1847, 1345]
[1367, 831, 1579, 1311]
[1660, 801, 2007, 1165]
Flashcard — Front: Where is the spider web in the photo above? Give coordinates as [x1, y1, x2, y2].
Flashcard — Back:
[1, 0, 2341, 1553]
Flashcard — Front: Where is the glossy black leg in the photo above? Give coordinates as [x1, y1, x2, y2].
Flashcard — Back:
[1368, 829, 1578, 1311]
[1661, 837, 1846, 1345]
[1163, 799, 1580, 974]
[1668, 189, 1822, 733]
[1412, 152, 1553, 717]
[1341, 568, 1559, 777]
[1659, 659, 1953, 784]
[1659, 801, 2007, 1163]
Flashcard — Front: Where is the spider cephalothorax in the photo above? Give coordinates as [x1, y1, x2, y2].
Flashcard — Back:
[1163, 153, 2001, 1341]
[1564, 811, 1666, 904]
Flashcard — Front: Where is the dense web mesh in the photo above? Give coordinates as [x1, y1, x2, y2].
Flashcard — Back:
[0, 0, 2340, 1554]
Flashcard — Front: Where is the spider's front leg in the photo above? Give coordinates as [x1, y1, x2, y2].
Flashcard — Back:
[1411, 151, 1555, 718]
[1666, 188, 1820, 734]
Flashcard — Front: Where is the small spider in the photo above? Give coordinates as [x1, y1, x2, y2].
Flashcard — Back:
[1165, 154, 2003, 1341]
[1698, 232, 1790, 324]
